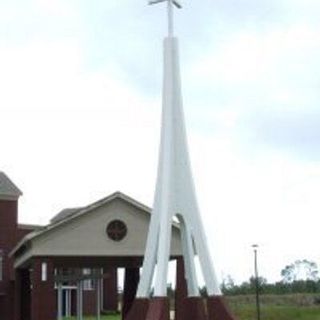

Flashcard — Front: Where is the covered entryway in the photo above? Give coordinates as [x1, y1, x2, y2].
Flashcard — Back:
[11, 192, 185, 320]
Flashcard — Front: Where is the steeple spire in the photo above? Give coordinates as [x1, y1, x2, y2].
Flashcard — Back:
[137, 0, 222, 299]
[148, 0, 182, 37]
[125, 2, 237, 320]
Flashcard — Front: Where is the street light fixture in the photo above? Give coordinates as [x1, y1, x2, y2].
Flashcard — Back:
[252, 244, 261, 320]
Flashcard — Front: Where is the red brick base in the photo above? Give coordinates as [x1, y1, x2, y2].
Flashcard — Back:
[125, 295, 237, 320]
[207, 295, 237, 320]
[146, 297, 170, 320]
[124, 297, 149, 320]
[183, 296, 207, 320]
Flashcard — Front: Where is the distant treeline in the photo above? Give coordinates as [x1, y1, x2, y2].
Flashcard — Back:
[220, 277, 320, 296]
[217, 259, 320, 296]
[166, 260, 320, 297]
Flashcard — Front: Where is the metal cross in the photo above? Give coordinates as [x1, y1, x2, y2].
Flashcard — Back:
[148, 0, 182, 37]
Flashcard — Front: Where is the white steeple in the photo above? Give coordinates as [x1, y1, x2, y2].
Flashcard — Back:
[136, 0, 221, 298]
[149, 0, 181, 36]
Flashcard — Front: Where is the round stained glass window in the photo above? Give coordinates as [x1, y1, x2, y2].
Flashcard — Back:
[106, 220, 127, 241]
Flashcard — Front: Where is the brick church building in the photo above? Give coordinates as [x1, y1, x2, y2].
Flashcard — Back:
[0, 172, 186, 320]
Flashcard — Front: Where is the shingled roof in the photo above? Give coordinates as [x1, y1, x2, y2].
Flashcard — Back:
[50, 207, 83, 224]
[0, 172, 22, 200]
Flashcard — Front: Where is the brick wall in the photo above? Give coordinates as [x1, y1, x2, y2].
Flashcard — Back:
[30, 258, 56, 320]
[83, 288, 97, 315]
[0, 200, 18, 320]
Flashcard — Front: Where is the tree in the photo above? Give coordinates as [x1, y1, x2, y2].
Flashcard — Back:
[281, 264, 296, 283]
[249, 276, 267, 287]
[221, 275, 235, 292]
[281, 259, 319, 283]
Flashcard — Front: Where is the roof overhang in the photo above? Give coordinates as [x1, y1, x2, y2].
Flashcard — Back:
[11, 191, 182, 269]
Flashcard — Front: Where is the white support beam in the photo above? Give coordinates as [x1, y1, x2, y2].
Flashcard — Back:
[96, 277, 101, 320]
[57, 282, 63, 320]
[77, 280, 83, 320]
[136, 0, 221, 299]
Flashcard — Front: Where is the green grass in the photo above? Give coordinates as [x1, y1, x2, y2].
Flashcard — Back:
[225, 294, 320, 320]
[64, 316, 118, 320]
[63, 294, 320, 320]
[63, 307, 320, 320]
[230, 304, 320, 320]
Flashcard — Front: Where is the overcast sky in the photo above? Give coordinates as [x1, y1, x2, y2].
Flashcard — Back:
[1, 0, 320, 285]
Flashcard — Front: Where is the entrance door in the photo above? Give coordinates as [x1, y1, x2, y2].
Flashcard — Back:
[20, 270, 31, 320]
[62, 287, 76, 317]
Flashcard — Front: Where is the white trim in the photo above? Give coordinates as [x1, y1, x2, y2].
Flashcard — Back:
[41, 262, 47, 281]
[82, 268, 94, 291]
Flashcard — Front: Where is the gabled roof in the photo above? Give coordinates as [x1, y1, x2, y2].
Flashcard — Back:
[48, 191, 152, 226]
[0, 172, 22, 200]
[50, 207, 83, 224]
[10, 191, 153, 258]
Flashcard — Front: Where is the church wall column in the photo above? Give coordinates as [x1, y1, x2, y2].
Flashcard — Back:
[20, 269, 31, 320]
[14, 269, 22, 320]
[14, 269, 30, 320]
[83, 286, 97, 315]
[175, 257, 188, 320]
[103, 267, 118, 312]
[122, 267, 140, 320]
[30, 258, 56, 320]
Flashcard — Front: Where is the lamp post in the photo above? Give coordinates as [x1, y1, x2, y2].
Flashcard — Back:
[252, 244, 261, 320]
